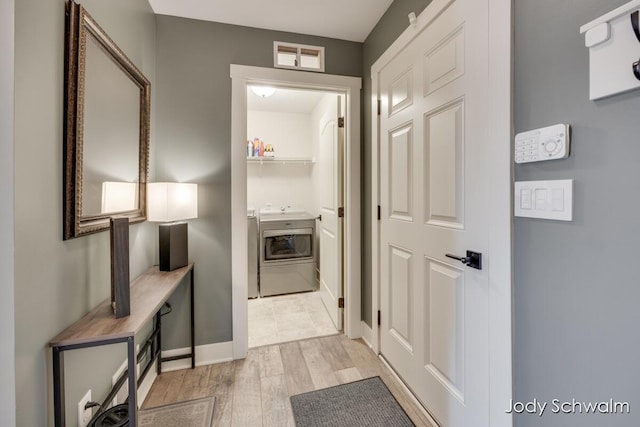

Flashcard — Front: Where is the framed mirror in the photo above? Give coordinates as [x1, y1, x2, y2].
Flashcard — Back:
[63, 1, 150, 240]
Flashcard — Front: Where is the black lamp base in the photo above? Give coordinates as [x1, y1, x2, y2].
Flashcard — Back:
[110, 217, 130, 318]
[159, 222, 188, 271]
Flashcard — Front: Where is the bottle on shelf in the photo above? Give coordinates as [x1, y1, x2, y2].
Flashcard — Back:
[259, 139, 265, 157]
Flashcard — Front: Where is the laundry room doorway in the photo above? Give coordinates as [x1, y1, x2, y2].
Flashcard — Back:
[246, 86, 344, 348]
[230, 65, 361, 359]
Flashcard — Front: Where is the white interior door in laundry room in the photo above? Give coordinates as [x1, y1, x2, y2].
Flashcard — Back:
[318, 94, 344, 331]
[376, 0, 496, 425]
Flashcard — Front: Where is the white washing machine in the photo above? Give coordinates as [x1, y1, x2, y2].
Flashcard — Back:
[259, 207, 317, 297]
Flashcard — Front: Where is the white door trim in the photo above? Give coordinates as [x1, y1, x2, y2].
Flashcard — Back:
[370, 1, 513, 426]
[0, 0, 16, 424]
[230, 65, 362, 359]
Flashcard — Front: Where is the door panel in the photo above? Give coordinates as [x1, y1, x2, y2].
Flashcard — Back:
[320, 122, 336, 210]
[425, 100, 464, 227]
[390, 124, 413, 220]
[319, 95, 343, 331]
[388, 245, 413, 353]
[378, 0, 490, 425]
[425, 258, 465, 399]
[390, 68, 414, 116]
[424, 26, 465, 95]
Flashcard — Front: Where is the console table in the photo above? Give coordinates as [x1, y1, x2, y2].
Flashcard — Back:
[49, 263, 195, 427]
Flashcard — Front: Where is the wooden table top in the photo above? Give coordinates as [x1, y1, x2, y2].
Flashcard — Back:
[49, 263, 194, 348]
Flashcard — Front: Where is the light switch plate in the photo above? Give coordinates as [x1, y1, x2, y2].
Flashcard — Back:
[515, 179, 573, 221]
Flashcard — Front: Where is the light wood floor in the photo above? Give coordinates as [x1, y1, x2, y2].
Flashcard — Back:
[143, 334, 435, 426]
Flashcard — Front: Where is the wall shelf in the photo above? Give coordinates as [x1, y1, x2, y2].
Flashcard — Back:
[247, 157, 315, 165]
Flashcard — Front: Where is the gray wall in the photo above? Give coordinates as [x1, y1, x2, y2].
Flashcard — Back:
[514, 1, 640, 426]
[1, 0, 15, 425]
[155, 16, 363, 348]
[361, 0, 430, 326]
[14, 0, 156, 425]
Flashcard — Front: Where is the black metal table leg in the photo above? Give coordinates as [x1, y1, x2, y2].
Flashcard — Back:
[127, 337, 137, 426]
[190, 267, 195, 369]
[53, 347, 65, 427]
[156, 311, 162, 375]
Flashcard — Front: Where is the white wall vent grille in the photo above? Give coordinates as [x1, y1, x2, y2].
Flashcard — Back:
[273, 41, 325, 72]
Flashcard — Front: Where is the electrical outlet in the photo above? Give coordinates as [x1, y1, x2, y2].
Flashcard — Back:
[77, 389, 92, 427]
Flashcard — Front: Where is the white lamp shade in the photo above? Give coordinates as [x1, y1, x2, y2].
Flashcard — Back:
[101, 182, 138, 213]
[147, 182, 198, 222]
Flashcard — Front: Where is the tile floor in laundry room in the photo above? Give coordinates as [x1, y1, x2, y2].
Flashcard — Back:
[248, 291, 339, 348]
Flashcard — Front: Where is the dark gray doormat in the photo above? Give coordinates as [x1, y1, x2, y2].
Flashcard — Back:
[139, 396, 215, 427]
[290, 376, 415, 427]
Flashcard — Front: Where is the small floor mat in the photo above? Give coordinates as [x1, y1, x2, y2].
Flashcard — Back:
[290, 376, 415, 427]
[139, 396, 215, 427]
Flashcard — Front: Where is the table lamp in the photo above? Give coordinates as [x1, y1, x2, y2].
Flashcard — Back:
[147, 182, 198, 271]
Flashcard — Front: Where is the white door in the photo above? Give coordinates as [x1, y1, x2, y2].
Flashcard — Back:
[319, 95, 344, 330]
[378, 0, 490, 426]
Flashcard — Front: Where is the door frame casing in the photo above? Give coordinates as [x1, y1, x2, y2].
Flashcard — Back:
[230, 65, 362, 359]
[370, 1, 513, 426]
[0, 0, 15, 424]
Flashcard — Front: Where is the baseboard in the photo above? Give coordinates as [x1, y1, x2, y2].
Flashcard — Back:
[113, 341, 233, 406]
[111, 358, 156, 407]
[109, 342, 232, 406]
[379, 355, 441, 427]
[360, 321, 373, 348]
[138, 362, 157, 405]
[160, 341, 234, 372]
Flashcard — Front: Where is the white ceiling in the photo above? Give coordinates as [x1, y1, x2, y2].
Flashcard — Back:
[247, 86, 330, 114]
[148, 0, 394, 42]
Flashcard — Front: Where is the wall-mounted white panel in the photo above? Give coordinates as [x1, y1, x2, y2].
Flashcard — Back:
[514, 123, 570, 164]
[514, 179, 573, 221]
[580, 1, 640, 100]
[389, 246, 413, 353]
[389, 123, 413, 221]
